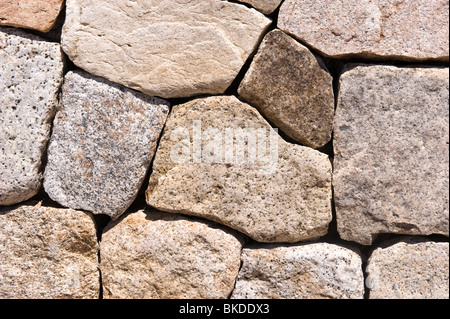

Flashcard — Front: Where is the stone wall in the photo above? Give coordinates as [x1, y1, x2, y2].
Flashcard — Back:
[0, 0, 448, 299]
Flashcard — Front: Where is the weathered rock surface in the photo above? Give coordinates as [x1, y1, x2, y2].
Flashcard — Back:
[0, 202, 99, 299]
[146, 96, 332, 243]
[0, 27, 64, 206]
[43, 70, 169, 219]
[61, 0, 271, 99]
[334, 66, 449, 245]
[238, 30, 334, 148]
[231, 243, 365, 299]
[237, 0, 282, 14]
[366, 238, 449, 299]
[101, 209, 243, 299]
[278, 0, 449, 61]
[0, 0, 64, 32]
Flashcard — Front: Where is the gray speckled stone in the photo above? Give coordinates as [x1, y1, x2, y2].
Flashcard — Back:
[0, 202, 99, 299]
[146, 96, 332, 243]
[231, 243, 365, 299]
[278, 0, 449, 61]
[43, 70, 169, 219]
[334, 66, 449, 245]
[0, 27, 64, 206]
[101, 208, 243, 299]
[366, 238, 449, 299]
[238, 30, 334, 149]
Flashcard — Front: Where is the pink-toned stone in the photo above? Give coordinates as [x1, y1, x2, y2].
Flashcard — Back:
[0, 0, 64, 32]
[366, 238, 449, 299]
[101, 209, 243, 299]
[334, 65, 449, 245]
[0, 202, 99, 299]
[278, 0, 449, 61]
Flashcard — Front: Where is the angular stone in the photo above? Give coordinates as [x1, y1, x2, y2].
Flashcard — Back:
[146, 96, 332, 243]
[0, 202, 99, 299]
[334, 66, 449, 245]
[237, 0, 282, 14]
[0, 27, 64, 206]
[238, 30, 334, 149]
[43, 70, 169, 219]
[278, 0, 449, 61]
[366, 238, 449, 299]
[231, 243, 365, 299]
[61, 0, 271, 99]
[0, 0, 64, 32]
[100, 209, 243, 299]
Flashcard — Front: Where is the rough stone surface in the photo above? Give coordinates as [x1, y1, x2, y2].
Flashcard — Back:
[278, 0, 449, 61]
[238, 30, 334, 149]
[61, 0, 271, 99]
[366, 238, 449, 299]
[231, 243, 365, 299]
[146, 96, 332, 243]
[101, 209, 243, 299]
[334, 66, 449, 245]
[43, 70, 169, 219]
[0, 0, 64, 32]
[237, 0, 282, 14]
[0, 27, 64, 206]
[0, 202, 99, 299]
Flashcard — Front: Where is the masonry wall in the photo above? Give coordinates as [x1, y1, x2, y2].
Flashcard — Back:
[0, 0, 449, 300]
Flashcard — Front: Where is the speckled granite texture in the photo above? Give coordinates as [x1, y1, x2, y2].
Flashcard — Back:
[0, 0, 448, 300]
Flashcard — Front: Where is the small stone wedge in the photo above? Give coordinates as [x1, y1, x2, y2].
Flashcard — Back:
[239, 30, 334, 148]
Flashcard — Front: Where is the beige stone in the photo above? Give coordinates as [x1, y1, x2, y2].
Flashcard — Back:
[0, 202, 99, 299]
[43, 70, 169, 219]
[334, 66, 449, 245]
[278, 0, 449, 61]
[100, 209, 243, 299]
[0, 0, 64, 32]
[238, 30, 334, 148]
[231, 243, 365, 299]
[237, 0, 282, 14]
[146, 96, 332, 243]
[0, 27, 64, 206]
[61, 0, 271, 98]
[367, 238, 449, 299]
